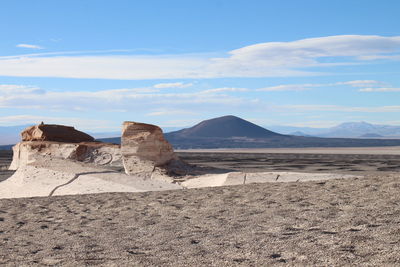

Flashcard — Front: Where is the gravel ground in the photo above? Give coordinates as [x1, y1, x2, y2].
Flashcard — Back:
[1, 174, 400, 266]
[177, 152, 400, 174]
[0, 150, 13, 182]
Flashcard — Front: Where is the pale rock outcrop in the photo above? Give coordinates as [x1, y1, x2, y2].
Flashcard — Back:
[121, 122, 178, 174]
[10, 122, 190, 178]
[4, 121, 194, 199]
[1, 159, 181, 199]
[9, 141, 122, 170]
[10, 124, 122, 171]
[181, 172, 361, 189]
[21, 123, 94, 143]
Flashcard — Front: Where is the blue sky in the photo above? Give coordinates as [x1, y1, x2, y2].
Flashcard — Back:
[1, 0, 400, 132]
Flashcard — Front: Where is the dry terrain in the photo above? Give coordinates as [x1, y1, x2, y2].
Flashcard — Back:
[177, 151, 400, 174]
[0, 150, 13, 182]
[0, 149, 400, 265]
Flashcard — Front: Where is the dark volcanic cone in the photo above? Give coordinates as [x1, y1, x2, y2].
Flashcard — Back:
[167, 115, 282, 138]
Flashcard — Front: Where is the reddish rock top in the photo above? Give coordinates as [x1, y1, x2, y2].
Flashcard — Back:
[121, 122, 162, 138]
[21, 124, 94, 143]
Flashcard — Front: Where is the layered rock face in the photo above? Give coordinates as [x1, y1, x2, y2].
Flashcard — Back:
[10, 124, 121, 170]
[3, 122, 185, 198]
[9, 141, 122, 170]
[21, 124, 94, 143]
[10, 122, 188, 178]
[121, 122, 177, 174]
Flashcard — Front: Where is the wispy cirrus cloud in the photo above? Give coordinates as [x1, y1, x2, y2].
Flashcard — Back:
[0, 84, 45, 95]
[153, 82, 193, 89]
[257, 80, 389, 92]
[2, 82, 399, 120]
[0, 84, 254, 111]
[200, 87, 249, 93]
[1, 79, 397, 113]
[0, 35, 399, 80]
[146, 109, 197, 116]
[257, 84, 321, 91]
[16, 44, 44, 49]
[359, 87, 400, 92]
[336, 80, 388, 87]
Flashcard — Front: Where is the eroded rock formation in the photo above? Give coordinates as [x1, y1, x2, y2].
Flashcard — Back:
[4, 121, 190, 198]
[10, 124, 121, 170]
[21, 123, 94, 143]
[121, 122, 178, 174]
[9, 141, 122, 170]
[3, 122, 189, 198]
[10, 122, 189, 177]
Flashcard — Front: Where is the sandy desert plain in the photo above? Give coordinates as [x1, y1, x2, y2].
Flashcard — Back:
[1, 147, 400, 265]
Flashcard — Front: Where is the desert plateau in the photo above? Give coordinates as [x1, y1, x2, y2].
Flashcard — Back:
[1, 143, 400, 265]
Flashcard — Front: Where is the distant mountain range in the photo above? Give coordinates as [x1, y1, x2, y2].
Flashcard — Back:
[268, 122, 400, 138]
[164, 116, 400, 149]
[2, 117, 400, 150]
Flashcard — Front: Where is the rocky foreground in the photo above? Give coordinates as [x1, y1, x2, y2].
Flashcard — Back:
[1, 174, 400, 266]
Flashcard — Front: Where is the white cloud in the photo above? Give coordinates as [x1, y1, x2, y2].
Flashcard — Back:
[0, 84, 45, 95]
[210, 35, 400, 76]
[359, 87, 400, 92]
[0, 35, 398, 79]
[358, 55, 400, 61]
[146, 109, 196, 116]
[200, 87, 249, 93]
[337, 80, 387, 87]
[0, 49, 137, 60]
[228, 35, 400, 60]
[257, 84, 321, 91]
[153, 82, 193, 89]
[0, 84, 252, 111]
[3, 80, 399, 116]
[257, 80, 388, 92]
[16, 44, 43, 49]
[0, 55, 210, 80]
